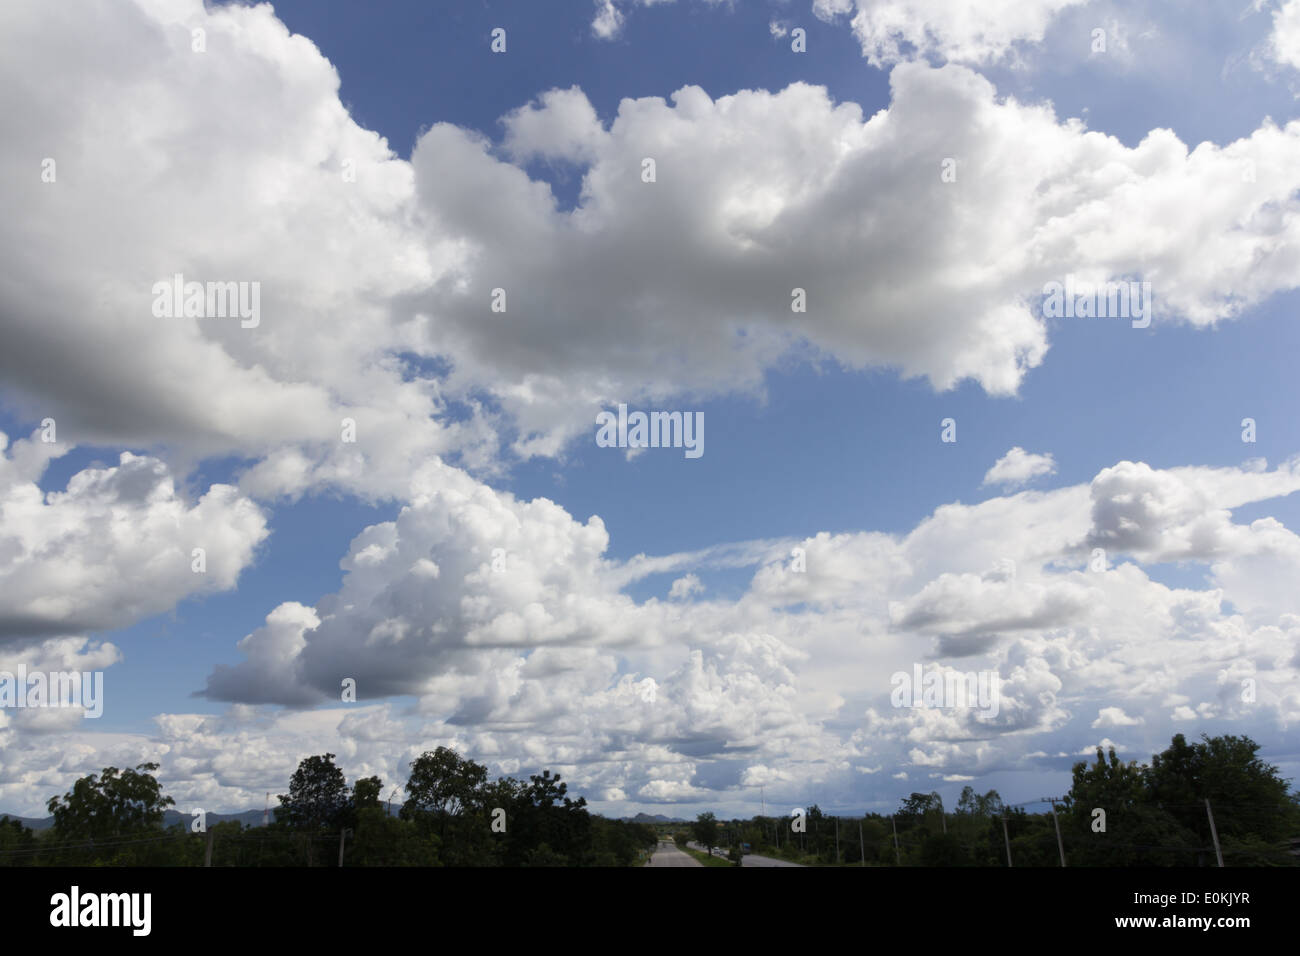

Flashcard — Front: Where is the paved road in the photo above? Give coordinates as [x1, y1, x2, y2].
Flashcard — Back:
[687, 842, 806, 867]
[645, 842, 704, 867]
[734, 851, 804, 867]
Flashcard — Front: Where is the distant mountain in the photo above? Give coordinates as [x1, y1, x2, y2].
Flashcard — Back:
[2, 809, 271, 831]
[0, 814, 52, 831]
[624, 812, 685, 824]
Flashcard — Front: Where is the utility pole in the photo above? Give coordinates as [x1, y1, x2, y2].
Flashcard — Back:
[1048, 799, 1067, 867]
[859, 820, 865, 867]
[338, 828, 352, 867]
[1001, 815, 1013, 867]
[891, 815, 901, 865]
[204, 829, 214, 867]
[1205, 799, 1224, 868]
[835, 816, 840, 865]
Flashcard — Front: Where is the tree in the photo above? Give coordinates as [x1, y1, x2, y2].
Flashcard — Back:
[277, 752, 350, 862]
[348, 806, 441, 866]
[920, 831, 971, 866]
[353, 775, 382, 812]
[47, 762, 175, 841]
[896, 792, 944, 835]
[1148, 733, 1295, 847]
[403, 749, 507, 865]
[513, 770, 590, 865]
[0, 816, 36, 867]
[402, 747, 489, 818]
[1066, 747, 1146, 822]
[1065, 745, 1194, 865]
[694, 811, 719, 855]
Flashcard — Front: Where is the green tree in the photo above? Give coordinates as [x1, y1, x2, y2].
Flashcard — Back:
[402, 747, 489, 818]
[277, 753, 350, 864]
[348, 806, 441, 866]
[513, 770, 590, 865]
[896, 792, 945, 835]
[694, 811, 719, 855]
[952, 787, 1006, 864]
[0, 816, 36, 867]
[1148, 733, 1295, 848]
[920, 831, 971, 866]
[1065, 746, 1194, 865]
[47, 762, 175, 841]
[353, 775, 383, 812]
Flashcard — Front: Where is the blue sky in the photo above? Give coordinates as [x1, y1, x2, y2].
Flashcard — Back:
[2, 0, 1300, 819]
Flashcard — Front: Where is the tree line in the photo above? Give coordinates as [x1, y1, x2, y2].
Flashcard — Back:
[0, 747, 657, 867]
[1, 732, 1295, 866]
[671, 734, 1300, 866]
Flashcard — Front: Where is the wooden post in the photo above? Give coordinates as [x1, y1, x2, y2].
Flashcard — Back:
[891, 815, 901, 865]
[1049, 802, 1066, 867]
[1205, 799, 1224, 868]
[1001, 815, 1013, 867]
[204, 829, 214, 867]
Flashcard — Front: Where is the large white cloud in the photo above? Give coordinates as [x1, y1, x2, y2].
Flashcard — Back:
[415, 67, 1300, 455]
[0, 431, 268, 641]
[0, 0, 487, 500]
[3, 0, 1300, 818]
[38, 455, 1266, 817]
[7, 0, 1300, 477]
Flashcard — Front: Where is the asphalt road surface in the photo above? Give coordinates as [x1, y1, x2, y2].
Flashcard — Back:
[645, 842, 703, 867]
[687, 842, 806, 867]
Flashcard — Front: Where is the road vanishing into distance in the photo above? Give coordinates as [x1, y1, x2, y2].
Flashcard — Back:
[644, 842, 703, 866]
[645, 841, 807, 867]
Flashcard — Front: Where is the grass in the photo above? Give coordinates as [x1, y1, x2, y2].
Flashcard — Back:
[676, 843, 735, 867]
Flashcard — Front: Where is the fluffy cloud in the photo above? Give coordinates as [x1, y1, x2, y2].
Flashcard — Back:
[1270, 0, 1300, 69]
[0, 0, 482, 500]
[598, 0, 1089, 67]
[47, 456, 1268, 815]
[812, 0, 1089, 66]
[415, 67, 1300, 454]
[1085, 459, 1300, 565]
[983, 447, 1057, 488]
[4, 0, 1300, 818]
[9, 1, 1300, 477]
[1092, 706, 1141, 728]
[592, 0, 625, 39]
[0, 432, 267, 641]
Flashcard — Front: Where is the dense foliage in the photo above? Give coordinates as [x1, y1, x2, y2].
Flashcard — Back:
[1, 748, 655, 867]
[1, 734, 1294, 866]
